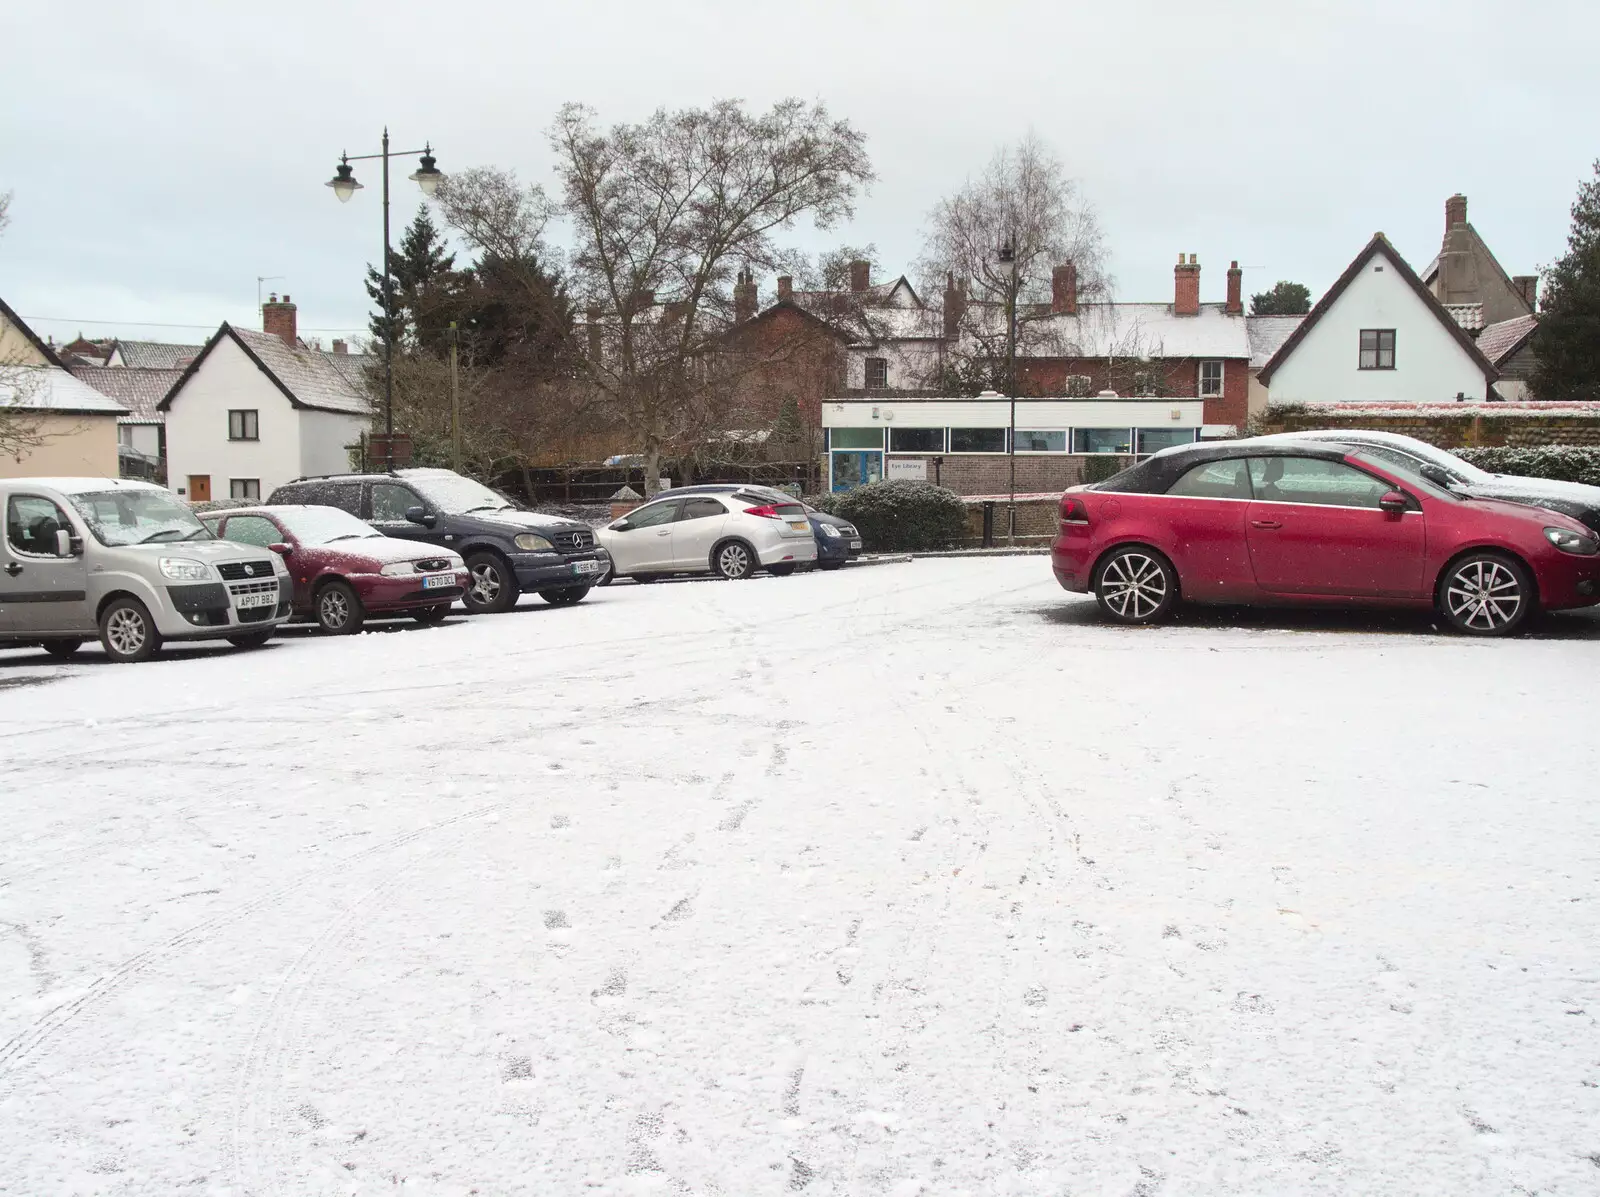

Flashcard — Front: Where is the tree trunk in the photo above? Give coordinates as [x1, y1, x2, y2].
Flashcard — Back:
[520, 464, 535, 506]
[643, 437, 663, 498]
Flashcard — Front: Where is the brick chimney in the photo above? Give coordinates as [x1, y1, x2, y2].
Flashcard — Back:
[331, 338, 348, 355]
[586, 305, 602, 360]
[1513, 274, 1539, 309]
[262, 292, 298, 348]
[1445, 193, 1468, 231]
[849, 259, 870, 293]
[943, 273, 968, 339]
[1174, 254, 1200, 317]
[777, 275, 794, 302]
[1225, 260, 1243, 315]
[733, 269, 757, 323]
[1051, 261, 1078, 315]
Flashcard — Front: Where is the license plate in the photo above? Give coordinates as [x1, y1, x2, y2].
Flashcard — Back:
[850, 540, 862, 550]
[235, 590, 275, 609]
[789, 521, 809, 531]
[573, 560, 603, 575]
[422, 573, 455, 590]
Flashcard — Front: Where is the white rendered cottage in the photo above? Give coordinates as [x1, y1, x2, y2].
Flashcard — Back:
[159, 298, 373, 503]
[1257, 234, 1499, 405]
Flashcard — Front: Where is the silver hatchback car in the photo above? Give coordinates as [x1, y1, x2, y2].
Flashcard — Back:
[0, 477, 291, 662]
[597, 489, 817, 581]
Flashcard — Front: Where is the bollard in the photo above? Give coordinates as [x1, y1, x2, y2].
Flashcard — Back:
[982, 501, 996, 548]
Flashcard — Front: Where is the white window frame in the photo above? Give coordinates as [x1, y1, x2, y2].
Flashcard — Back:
[863, 357, 889, 389]
[1198, 360, 1224, 398]
[946, 427, 1009, 455]
[1012, 430, 1069, 454]
[886, 427, 946, 454]
[1064, 374, 1093, 398]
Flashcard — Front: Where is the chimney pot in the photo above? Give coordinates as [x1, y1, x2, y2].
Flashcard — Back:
[1174, 255, 1201, 317]
[331, 338, 348, 354]
[1225, 260, 1243, 316]
[849, 259, 871, 293]
[1445, 193, 1468, 231]
[1512, 274, 1538, 309]
[943, 272, 968, 339]
[262, 292, 299, 348]
[733, 268, 758, 324]
[777, 275, 794, 302]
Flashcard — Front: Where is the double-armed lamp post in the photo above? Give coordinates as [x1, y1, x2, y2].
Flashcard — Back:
[325, 131, 443, 444]
[996, 237, 1019, 543]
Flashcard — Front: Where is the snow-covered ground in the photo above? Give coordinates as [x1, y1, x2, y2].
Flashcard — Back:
[2, 558, 1599, 1196]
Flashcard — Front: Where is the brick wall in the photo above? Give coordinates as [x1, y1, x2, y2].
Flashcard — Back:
[1256, 408, 1600, 448]
[959, 497, 1059, 545]
[886, 454, 1090, 496]
[1207, 360, 1249, 428]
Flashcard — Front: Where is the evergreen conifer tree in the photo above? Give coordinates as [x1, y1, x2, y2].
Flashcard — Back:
[1531, 161, 1600, 401]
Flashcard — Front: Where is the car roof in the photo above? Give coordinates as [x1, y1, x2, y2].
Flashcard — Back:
[2, 476, 166, 495]
[1251, 429, 1431, 450]
[198, 504, 351, 519]
[1095, 439, 1352, 494]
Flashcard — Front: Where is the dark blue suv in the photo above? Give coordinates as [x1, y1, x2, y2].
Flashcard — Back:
[659, 485, 861, 570]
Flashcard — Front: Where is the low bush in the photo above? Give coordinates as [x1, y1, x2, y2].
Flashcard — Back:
[1452, 445, 1600, 486]
[825, 480, 969, 551]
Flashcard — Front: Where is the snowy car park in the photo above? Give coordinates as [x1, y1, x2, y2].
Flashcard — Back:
[2, 556, 1599, 1195]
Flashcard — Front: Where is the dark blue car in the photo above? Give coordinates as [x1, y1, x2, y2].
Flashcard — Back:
[658, 484, 862, 570]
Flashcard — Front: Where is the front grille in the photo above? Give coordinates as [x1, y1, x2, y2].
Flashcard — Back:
[228, 580, 278, 598]
[218, 560, 275, 581]
[838, 524, 858, 537]
[414, 557, 451, 572]
[551, 529, 594, 552]
[236, 606, 272, 623]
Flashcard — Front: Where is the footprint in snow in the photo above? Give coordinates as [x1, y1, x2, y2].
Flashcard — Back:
[543, 910, 570, 930]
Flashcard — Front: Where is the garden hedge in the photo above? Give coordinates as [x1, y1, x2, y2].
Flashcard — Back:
[809, 480, 968, 551]
[1451, 445, 1600, 487]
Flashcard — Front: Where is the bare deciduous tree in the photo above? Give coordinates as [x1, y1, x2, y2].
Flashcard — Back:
[0, 191, 52, 462]
[552, 98, 873, 493]
[917, 134, 1109, 392]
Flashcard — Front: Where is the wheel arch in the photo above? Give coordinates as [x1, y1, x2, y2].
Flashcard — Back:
[1434, 544, 1541, 609]
[1090, 540, 1182, 599]
[95, 588, 149, 623]
[709, 535, 758, 575]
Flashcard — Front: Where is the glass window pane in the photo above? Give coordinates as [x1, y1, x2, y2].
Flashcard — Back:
[7, 497, 72, 555]
[1360, 330, 1378, 351]
[623, 500, 681, 528]
[1166, 459, 1252, 499]
[828, 427, 883, 450]
[1014, 430, 1066, 452]
[371, 484, 420, 521]
[222, 515, 280, 547]
[888, 427, 944, 453]
[949, 427, 1006, 453]
[1247, 457, 1395, 508]
[865, 358, 888, 388]
[1073, 428, 1132, 454]
[1136, 427, 1198, 454]
[681, 498, 728, 520]
[1360, 348, 1378, 369]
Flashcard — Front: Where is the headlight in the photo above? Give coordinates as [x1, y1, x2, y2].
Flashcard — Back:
[819, 523, 841, 538]
[159, 557, 211, 581]
[1544, 526, 1599, 555]
[514, 533, 555, 552]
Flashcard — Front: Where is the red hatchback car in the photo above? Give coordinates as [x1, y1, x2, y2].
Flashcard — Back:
[200, 505, 469, 634]
[1052, 441, 1600, 635]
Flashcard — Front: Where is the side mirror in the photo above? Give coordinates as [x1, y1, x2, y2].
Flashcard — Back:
[405, 506, 437, 527]
[55, 528, 75, 557]
[612, 520, 633, 532]
[268, 542, 293, 556]
[1379, 491, 1411, 515]
[1419, 464, 1456, 488]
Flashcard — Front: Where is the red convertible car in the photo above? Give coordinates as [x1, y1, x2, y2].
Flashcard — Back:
[1052, 440, 1600, 636]
[201, 505, 468, 633]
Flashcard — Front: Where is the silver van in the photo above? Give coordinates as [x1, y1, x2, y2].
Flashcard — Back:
[0, 477, 291, 662]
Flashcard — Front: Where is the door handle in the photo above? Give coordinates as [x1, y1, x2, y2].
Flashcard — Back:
[1251, 520, 1282, 530]
[4, 562, 20, 576]
[656, 529, 672, 536]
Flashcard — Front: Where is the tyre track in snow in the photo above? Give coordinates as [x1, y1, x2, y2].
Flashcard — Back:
[0, 804, 505, 1083]
[229, 820, 487, 1197]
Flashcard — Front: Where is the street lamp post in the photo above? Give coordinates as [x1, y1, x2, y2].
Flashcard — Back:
[325, 131, 443, 451]
[997, 238, 1019, 544]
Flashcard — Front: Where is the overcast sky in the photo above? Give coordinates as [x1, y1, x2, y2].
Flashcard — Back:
[3, 0, 1595, 349]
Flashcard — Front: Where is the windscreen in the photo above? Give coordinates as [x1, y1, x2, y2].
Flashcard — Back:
[68, 489, 213, 547]
[406, 474, 516, 515]
[276, 505, 384, 545]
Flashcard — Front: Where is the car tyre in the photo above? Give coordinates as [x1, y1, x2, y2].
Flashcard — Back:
[227, 631, 274, 649]
[464, 552, 520, 613]
[1093, 546, 1178, 625]
[766, 563, 797, 577]
[818, 561, 846, 571]
[42, 639, 84, 659]
[412, 604, 451, 624]
[1437, 551, 1533, 636]
[98, 597, 162, 663]
[712, 539, 756, 580]
[316, 580, 366, 635]
[538, 586, 591, 606]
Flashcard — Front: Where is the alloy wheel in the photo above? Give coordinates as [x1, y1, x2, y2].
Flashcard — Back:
[470, 562, 502, 605]
[1099, 552, 1168, 620]
[1445, 558, 1523, 632]
[105, 608, 147, 656]
[320, 588, 351, 629]
[717, 542, 752, 579]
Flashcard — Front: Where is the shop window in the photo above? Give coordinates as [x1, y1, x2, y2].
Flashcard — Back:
[948, 428, 1006, 453]
[1014, 430, 1066, 452]
[1072, 428, 1132, 454]
[888, 427, 944, 453]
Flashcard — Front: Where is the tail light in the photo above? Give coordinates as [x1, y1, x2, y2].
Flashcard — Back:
[1059, 496, 1090, 525]
[744, 504, 781, 519]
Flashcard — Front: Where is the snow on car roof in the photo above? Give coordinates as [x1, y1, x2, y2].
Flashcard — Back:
[7, 477, 166, 495]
